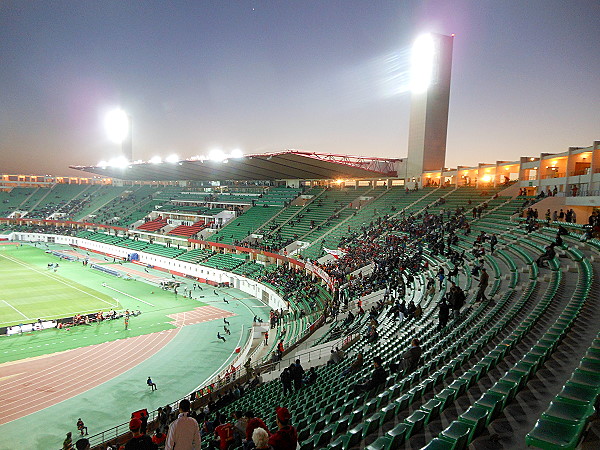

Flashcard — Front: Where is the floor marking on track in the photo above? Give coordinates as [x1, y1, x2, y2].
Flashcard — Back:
[1, 300, 31, 320]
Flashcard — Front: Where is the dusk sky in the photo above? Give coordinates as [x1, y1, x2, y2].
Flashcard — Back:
[1, 1, 599, 177]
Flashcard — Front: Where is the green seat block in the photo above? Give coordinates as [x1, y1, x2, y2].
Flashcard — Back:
[542, 399, 596, 425]
[347, 425, 364, 447]
[512, 360, 535, 377]
[332, 416, 350, 435]
[366, 436, 393, 450]
[474, 391, 505, 425]
[503, 369, 529, 390]
[377, 390, 392, 408]
[327, 432, 356, 450]
[421, 437, 455, 449]
[557, 382, 599, 406]
[363, 412, 383, 438]
[408, 385, 424, 402]
[405, 410, 428, 437]
[525, 419, 583, 449]
[435, 388, 456, 410]
[458, 405, 489, 442]
[393, 393, 410, 415]
[570, 369, 600, 388]
[386, 422, 408, 446]
[439, 420, 471, 450]
[299, 437, 315, 450]
[421, 398, 442, 423]
[448, 378, 468, 397]
[489, 379, 518, 404]
[314, 428, 332, 448]
[580, 358, 600, 373]
[380, 404, 395, 424]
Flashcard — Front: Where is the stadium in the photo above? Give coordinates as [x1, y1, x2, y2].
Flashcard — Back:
[1, 4, 599, 450]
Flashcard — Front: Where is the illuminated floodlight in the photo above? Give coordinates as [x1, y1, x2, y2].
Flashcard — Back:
[411, 33, 435, 94]
[230, 149, 244, 159]
[108, 156, 129, 168]
[209, 149, 226, 162]
[149, 156, 162, 164]
[104, 109, 130, 144]
[98, 160, 108, 168]
[481, 175, 492, 183]
[165, 154, 179, 164]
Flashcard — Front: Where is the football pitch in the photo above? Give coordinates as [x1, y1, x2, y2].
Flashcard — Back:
[0, 245, 121, 327]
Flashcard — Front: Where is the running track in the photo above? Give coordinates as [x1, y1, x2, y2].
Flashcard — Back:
[0, 305, 233, 425]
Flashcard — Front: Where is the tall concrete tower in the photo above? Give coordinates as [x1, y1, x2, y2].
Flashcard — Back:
[406, 33, 454, 180]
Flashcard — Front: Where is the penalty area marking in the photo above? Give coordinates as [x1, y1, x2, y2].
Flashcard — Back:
[1, 300, 31, 320]
[102, 284, 155, 307]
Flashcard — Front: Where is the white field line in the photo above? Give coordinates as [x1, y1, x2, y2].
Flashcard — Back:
[103, 285, 155, 307]
[1, 300, 31, 320]
[0, 252, 115, 307]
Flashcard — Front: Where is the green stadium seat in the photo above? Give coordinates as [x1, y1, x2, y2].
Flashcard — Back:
[439, 420, 471, 450]
[525, 419, 584, 449]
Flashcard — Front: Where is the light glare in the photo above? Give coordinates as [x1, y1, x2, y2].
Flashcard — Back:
[104, 109, 129, 144]
[209, 149, 226, 162]
[411, 34, 435, 94]
[165, 154, 179, 163]
[108, 156, 129, 168]
[149, 156, 162, 164]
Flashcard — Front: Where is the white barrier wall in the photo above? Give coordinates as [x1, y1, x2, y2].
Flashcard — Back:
[11, 233, 287, 311]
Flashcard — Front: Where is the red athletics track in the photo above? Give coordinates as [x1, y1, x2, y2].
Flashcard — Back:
[0, 305, 233, 425]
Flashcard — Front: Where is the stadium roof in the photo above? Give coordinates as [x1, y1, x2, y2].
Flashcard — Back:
[70, 150, 401, 181]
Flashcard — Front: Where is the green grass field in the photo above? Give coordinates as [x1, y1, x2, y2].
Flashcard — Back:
[0, 244, 214, 364]
[0, 245, 122, 326]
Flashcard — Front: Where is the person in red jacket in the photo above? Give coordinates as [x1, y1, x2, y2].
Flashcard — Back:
[268, 407, 297, 450]
[244, 411, 269, 445]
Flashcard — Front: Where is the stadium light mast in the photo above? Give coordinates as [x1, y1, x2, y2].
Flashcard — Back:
[104, 108, 133, 161]
[406, 33, 454, 181]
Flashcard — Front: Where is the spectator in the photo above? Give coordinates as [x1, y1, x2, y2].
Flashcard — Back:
[341, 352, 363, 378]
[438, 299, 450, 330]
[280, 366, 293, 396]
[402, 338, 422, 373]
[352, 356, 387, 394]
[77, 418, 88, 436]
[151, 430, 166, 447]
[268, 408, 297, 450]
[165, 399, 201, 450]
[232, 411, 247, 447]
[244, 411, 269, 450]
[211, 414, 234, 450]
[475, 268, 489, 302]
[252, 428, 272, 450]
[536, 243, 557, 268]
[290, 359, 304, 391]
[125, 418, 157, 450]
[63, 432, 73, 450]
[75, 438, 90, 450]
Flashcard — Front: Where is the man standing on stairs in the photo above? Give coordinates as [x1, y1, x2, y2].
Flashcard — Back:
[490, 233, 498, 254]
[475, 267, 489, 303]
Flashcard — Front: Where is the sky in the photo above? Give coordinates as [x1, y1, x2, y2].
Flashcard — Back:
[1, 0, 599, 177]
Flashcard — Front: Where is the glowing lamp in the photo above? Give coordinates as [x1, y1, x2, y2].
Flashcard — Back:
[104, 109, 129, 144]
[411, 33, 435, 94]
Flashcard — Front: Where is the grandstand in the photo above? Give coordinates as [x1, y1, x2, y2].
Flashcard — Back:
[1, 172, 599, 449]
[0, 21, 598, 445]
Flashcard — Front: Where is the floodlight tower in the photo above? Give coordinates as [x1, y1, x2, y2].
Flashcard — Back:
[105, 108, 133, 161]
[406, 33, 454, 180]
